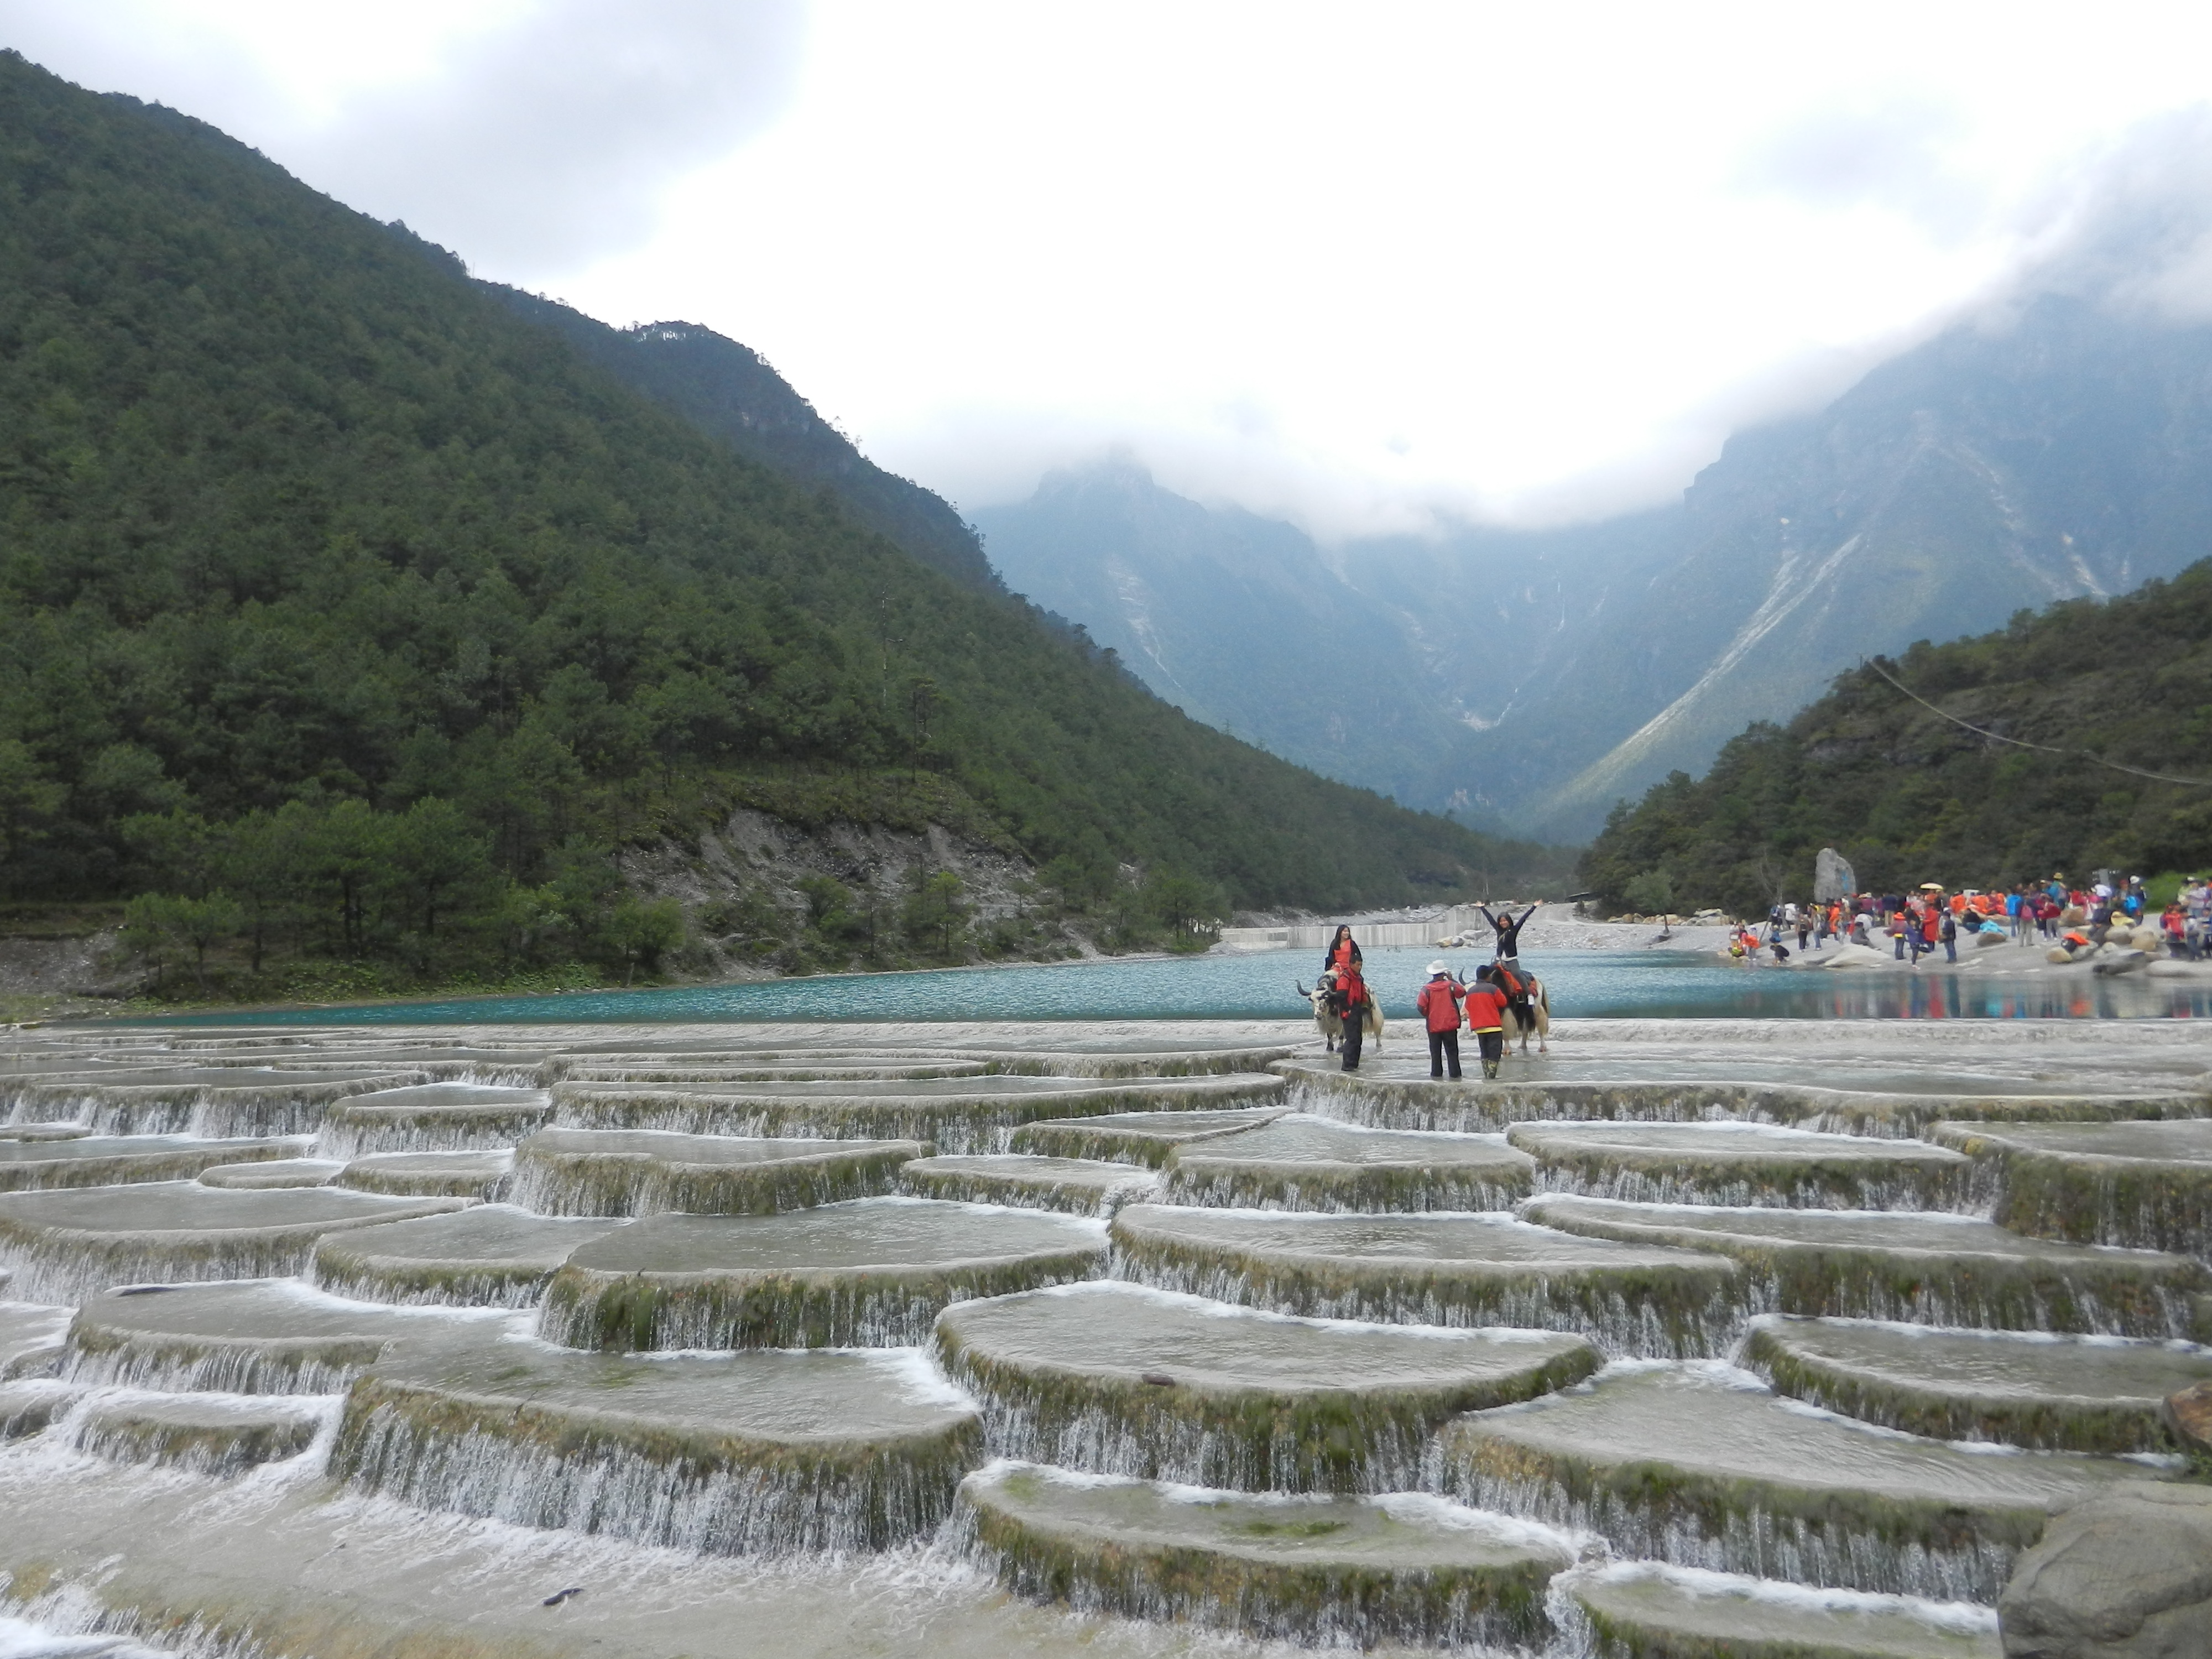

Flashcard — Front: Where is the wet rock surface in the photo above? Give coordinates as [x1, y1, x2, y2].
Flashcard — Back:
[1008, 1105, 1291, 1165]
[896, 1153, 1159, 1214]
[0, 1300, 71, 1378]
[1110, 1203, 1741, 1354]
[198, 1156, 345, 1188]
[1996, 1480, 2212, 1658]
[961, 1459, 1572, 1648]
[1525, 1195, 2209, 1334]
[1509, 1120, 1971, 1208]
[310, 1204, 630, 1306]
[1564, 1561, 2002, 1659]
[0, 1181, 473, 1302]
[1443, 1362, 2154, 1601]
[1933, 1119, 2212, 1260]
[334, 1321, 983, 1553]
[1744, 1316, 2212, 1452]
[554, 1071, 1288, 1151]
[76, 1391, 330, 1474]
[936, 1280, 1597, 1490]
[1161, 1115, 1535, 1211]
[509, 1126, 920, 1217]
[323, 1083, 552, 1154]
[0, 1133, 313, 1191]
[66, 1279, 504, 1391]
[335, 1149, 514, 1200]
[540, 1198, 1108, 1349]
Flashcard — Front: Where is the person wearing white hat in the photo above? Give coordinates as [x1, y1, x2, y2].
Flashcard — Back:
[1416, 960, 1466, 1080]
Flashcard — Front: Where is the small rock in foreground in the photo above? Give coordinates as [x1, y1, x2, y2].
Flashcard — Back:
[1997, 1480, 2212, 1657]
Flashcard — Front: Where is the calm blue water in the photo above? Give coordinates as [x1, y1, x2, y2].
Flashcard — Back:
[150, 947, 2212, 1026]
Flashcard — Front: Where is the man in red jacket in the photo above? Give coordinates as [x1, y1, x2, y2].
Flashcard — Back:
[1416, 960, 1465, 1079]
[1464, 964, 1511, 1079]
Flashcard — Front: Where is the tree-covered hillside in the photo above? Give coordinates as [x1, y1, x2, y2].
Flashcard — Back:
[486, 285, 1003, 594]
[1579, 562, 2212, 917]
[0, 52, 1561, 992]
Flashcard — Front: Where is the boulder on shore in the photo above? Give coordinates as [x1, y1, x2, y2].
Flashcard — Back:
[1819, 942, 1890, 971]
[1997, 1479, 2212, 1657]
[2163, 1380, 2212, 1469]
[1814, 847, 1855, 902]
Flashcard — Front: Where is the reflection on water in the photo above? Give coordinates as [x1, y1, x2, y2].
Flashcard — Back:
[142, 947, 2212, 1027]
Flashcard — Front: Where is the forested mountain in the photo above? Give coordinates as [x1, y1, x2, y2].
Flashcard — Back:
[1578, 562, 2212, 918]
[485, 286, 1001, 594]
[983, 299, 2212, 839]
[0, 50, 1562, 993]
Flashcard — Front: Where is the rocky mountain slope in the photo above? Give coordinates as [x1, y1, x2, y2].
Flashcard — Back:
[982, 298, 2212, 839]
[484, 286, 1003, 594]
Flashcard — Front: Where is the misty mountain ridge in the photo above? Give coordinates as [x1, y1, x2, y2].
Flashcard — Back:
[980, 295, 2212, 839]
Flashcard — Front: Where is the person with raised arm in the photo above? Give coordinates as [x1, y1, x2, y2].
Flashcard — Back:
[1478, 901, 1540, 962]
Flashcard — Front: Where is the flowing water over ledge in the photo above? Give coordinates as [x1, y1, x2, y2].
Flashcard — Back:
[136, 947, 2212, 1026]
[0, 1014, 2205, 1657]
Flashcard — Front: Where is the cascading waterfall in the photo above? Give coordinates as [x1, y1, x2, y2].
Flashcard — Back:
[330, 1379, 983, 1556]
[1108, 1251, 1745, 1360]
[1, 1015, 2200, 1652]
[1450, 1468, 2023, 1605]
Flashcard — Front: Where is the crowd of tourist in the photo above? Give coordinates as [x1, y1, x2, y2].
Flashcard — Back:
[1728, 875, 2212, 966]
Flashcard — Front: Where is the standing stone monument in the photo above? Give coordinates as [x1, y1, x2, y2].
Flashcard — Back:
[1813, 847, 1855, 902]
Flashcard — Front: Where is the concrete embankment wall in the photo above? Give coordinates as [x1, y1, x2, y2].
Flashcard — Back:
[1220, 910, 1490, 952]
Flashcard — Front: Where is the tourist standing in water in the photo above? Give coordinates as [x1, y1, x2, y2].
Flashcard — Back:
[1417, 961, 1465, 1079]
[1464, 964, 1510, 1079]
[1326, 954, 1369, 1071]
[1479, 901, 1540, 962]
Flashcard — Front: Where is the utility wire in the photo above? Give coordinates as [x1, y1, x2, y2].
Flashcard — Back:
[1862, 658, 2212, 789]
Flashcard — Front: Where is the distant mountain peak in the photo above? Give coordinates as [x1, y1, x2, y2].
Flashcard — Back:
[980, 295, 2212, 840]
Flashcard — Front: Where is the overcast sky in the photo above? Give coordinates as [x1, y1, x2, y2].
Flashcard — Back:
[10, 2, 2212, 535]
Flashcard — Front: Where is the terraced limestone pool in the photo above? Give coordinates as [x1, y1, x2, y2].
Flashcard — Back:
[0, 1012, 2203, 1658]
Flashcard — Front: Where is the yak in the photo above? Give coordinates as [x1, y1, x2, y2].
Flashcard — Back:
[1295, 971, 1384, 1052]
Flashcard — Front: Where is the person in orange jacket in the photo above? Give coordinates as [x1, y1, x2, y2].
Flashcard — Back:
[1464, 964, 1511, 1079]
[1416, 960, 1465, 1079]
[1325, 956, 1370, 1071]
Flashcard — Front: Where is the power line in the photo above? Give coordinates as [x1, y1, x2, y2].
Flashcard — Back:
[1862, 658, 2212, 789]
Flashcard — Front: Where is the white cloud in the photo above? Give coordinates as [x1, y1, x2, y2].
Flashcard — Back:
[0, 0, 806, 270]
[12, 1, 2212, 534]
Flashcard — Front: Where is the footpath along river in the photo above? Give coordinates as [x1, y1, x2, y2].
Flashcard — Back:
[153, 946, 2212, 1026]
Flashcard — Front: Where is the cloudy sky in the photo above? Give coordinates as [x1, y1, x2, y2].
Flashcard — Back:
[9, 2, 2212, 535]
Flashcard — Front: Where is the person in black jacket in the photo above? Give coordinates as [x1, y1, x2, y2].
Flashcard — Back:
[1478, 902, 1540, 962]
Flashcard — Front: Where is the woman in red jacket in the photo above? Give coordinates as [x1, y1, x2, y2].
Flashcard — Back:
[1323, 925, 1362, 978]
